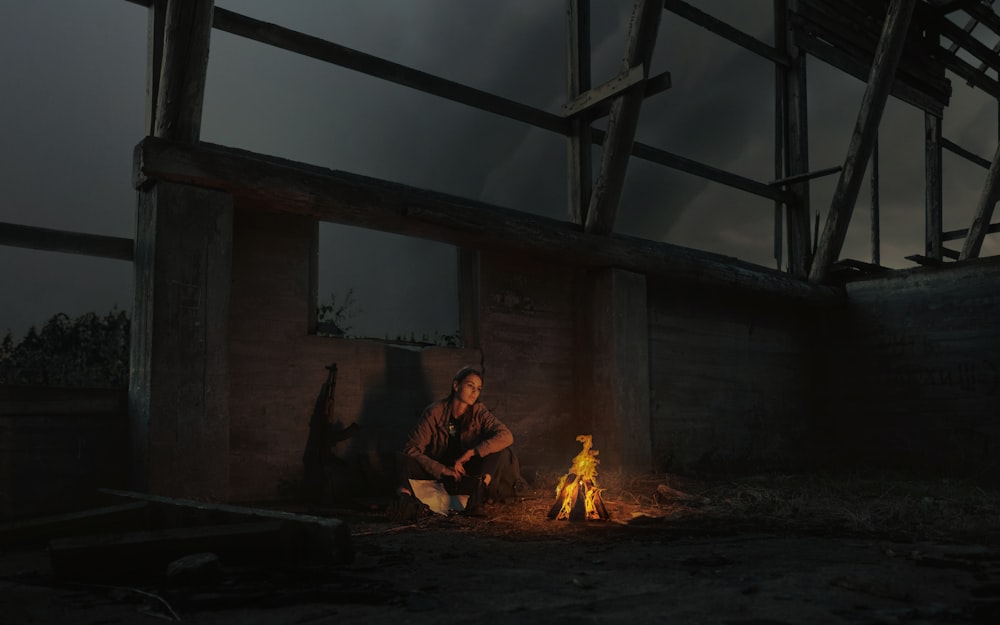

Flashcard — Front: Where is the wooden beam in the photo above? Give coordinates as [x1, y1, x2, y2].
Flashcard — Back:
[810, 0, 917, 283]
[783, 0, 814, 277]
[50, 521, 287, 581]
[933, 0, 989, 15]
[936, 16, 1000, 78]
[576, 72, 671, 121]
[562, 64, 645, 118]
[925, 113, 943, 260]
[943, 221, 1000, 241]
[566, 0, 593, 225]
[964, 1, 1000, 40]
[134, 137, 842, 304]
[595, 129, 790, 202]
[0, 502, 147, 549]
[212, 7, 569, 136]
[768, 165, 842, 187]
[942, 137, 992, 168]
[871, 137, 881, 266]
[0, 221, 134, 261]
[959, 139, 1000, 259]
[100, 488, 353, 564]
[935, 46, 1000, 99]
[153, 0, 214, 142]
[584, 0, 663, 234]
[144, 0, 166, 137]
[664, 0, 791, 66]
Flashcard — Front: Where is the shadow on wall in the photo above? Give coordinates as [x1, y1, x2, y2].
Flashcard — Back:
[301, 349, 436, 505]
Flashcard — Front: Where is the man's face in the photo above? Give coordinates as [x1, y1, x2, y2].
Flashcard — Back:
[454, 374, 483, 406]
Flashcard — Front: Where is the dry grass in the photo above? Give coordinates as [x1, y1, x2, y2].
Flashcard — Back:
[473, 471, 1000, 544]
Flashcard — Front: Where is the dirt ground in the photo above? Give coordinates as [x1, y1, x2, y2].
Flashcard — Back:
[2, 472, 999, 624]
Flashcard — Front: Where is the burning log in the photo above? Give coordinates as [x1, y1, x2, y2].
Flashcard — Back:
[548, 435, 610, 521]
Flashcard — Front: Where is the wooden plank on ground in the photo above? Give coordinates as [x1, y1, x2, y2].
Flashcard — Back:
[99, 488, 353, 565]
[49, 521, 284, 581]
[0, 502, 147, 549]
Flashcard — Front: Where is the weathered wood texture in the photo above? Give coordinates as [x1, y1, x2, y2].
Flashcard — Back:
[810, 0, 917, 283]
[820, 257, 1000, 479]
[476, 252, 584, 470]
[584, 0, 661, 235]
[780, 0, 814, 278]
[153, 0, 213, 142]
[0, 221, 133, 261]
[925, 113, 943, 260]
[133, 138, 838, 305]
[565, 0, 591, 225]
[130, 181, 233, 499]
[648, 283, 818, 473]
[0, 388, 128, 521]
[226, 208, 477, 502]
[790, 0, 951, 116]
[960, 139, 1000, 260]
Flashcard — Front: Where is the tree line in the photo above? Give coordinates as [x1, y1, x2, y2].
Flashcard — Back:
[0, 309, 130, 388]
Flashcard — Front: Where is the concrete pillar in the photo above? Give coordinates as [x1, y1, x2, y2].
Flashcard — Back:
[130, 180, 233, 499]
[588, 268, 652, 472]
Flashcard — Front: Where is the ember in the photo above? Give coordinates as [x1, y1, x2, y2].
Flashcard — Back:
[547, 435, 610, 521]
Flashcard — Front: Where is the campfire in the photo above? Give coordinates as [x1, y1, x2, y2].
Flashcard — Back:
[547, 435, 610, 521]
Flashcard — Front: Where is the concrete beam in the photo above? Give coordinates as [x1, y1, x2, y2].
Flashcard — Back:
[587, 268, 652, 472]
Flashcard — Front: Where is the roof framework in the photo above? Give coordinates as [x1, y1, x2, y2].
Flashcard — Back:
[3, 0, 1000, 285]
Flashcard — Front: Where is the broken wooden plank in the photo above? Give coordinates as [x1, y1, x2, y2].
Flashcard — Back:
[99, 489, 353, 565]
[810, 0, 917, 283]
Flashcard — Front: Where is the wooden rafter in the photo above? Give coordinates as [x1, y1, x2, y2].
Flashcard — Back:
[566, 0, 592, 225]
[584, 0, 663, 235]
[959, 140, 1000, 259]
[810, 0, 917, 283]
[153, 0, 214, 143]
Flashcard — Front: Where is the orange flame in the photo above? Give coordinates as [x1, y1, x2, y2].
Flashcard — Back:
[552, 434, 606, 521]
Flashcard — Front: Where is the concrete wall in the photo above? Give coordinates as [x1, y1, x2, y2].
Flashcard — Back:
[133, 183, 1000, 506]
[0, 388, 128, 521]
[228, 208, 477, 503]
[477, 253, 584, 474]
[822, 257, 1000, 480]
[648, 280, 820, 474]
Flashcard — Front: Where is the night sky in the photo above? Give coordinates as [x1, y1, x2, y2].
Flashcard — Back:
[2, 1, 997, 342]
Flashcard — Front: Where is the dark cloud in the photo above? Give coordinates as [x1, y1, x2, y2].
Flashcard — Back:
[2, 1, 998, 340]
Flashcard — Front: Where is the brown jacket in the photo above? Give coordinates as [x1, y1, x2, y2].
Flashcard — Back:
[402, 398, 514, 479]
